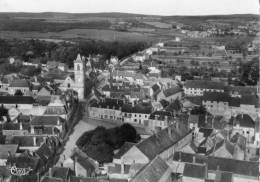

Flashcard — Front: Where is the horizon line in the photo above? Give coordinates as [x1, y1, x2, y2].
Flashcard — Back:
[0, 11, 259, 17]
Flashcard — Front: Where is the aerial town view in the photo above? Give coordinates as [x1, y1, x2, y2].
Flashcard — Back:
[0, 0, 259, 181]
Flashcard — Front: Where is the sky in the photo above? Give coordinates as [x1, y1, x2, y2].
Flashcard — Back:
[0, 0, 259, 15]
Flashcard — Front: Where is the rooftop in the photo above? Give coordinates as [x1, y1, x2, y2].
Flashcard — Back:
[185, 80, 225, 90]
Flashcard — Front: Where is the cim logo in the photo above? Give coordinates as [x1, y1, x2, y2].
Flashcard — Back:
[9, 165, 32, 176]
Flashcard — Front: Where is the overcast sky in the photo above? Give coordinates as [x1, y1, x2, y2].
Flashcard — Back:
[0, 0, 259, 15]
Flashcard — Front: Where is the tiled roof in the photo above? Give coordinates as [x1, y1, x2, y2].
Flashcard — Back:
[0, 144, 18, 159]
[108, 164, 131, 174]
[183, 163, 206, 179]
[31, 116, 64, 126]
[7, 152, 40, 170]
[114, 142, 135, 159]
[131, 156, 170, 182]
[185, 80, 225, 90]
[0, 96, 34, 104]
[9, 79, 29, 88]
[7, 136, 44, 147]
[136, 123, 190, 160]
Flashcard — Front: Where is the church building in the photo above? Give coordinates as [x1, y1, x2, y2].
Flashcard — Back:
[59, 54, 86, 100]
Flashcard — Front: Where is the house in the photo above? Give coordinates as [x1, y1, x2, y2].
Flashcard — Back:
[174, 152, 259, 182]
[0, 144, 18, 166]
[58, 63, 68, 72]
[157, 86, 183, 102]
[30, 116, 65, 136]
[116, 123, 191, 165]
[132, 53, 147, 62]
[121, 102, 152, 126]
[183, 163, 207, 182]
[184, 80, 225, 96]
[37, 87, 53, 97]
[230, 114, 256, 144]
[111, 70, 147, 86]
[0, 96, 34, 109]
[47, 167, 71, 182]
[88, 98, 124, 122]
[202, 92, 230, 116]
[8, 79, 30, 95]
[130, 156, 172, 182]
[147, 111, 174, 133]
[47, 61, 59, 70]
[67, 149, 98, 178]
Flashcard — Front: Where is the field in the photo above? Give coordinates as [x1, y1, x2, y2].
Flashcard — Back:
[0, 29, 159, 42]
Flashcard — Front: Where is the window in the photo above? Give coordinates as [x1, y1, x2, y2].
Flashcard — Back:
[67, 83, 70, 88]
[77, 64, 81, 71]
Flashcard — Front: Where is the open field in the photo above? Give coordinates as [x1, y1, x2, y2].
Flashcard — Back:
[0, 29, 159, 42]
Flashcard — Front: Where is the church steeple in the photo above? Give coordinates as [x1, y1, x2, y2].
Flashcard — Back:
[73, 53, 86, 100]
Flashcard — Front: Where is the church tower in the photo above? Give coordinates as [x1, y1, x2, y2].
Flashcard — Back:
[257, 56, 260, 98]
[74, 54, 86, 100]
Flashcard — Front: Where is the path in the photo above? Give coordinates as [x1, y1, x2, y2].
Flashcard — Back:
[56, 120, 96, 166]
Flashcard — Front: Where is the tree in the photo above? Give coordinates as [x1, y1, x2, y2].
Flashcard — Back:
[14, 90, 23, 96]
[119, 123, 140, 143]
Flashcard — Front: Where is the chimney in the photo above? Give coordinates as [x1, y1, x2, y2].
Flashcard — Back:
[33, 137, 37, 146]
[49, 168, 52, 177]
[74, 156, 78, 176]
[204, 162, 208, 179]
[57, 118, 60, 126]
[121, 160, 125, 175]
[168, 127, 172, 137]
[192, 156, 196, 163]
[19, 122, 23, 130]
[37, 172, 40, 182]
[31, 127, 35, 134]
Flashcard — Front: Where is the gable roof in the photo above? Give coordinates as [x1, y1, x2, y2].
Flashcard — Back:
[131, 156, 170, 182]
[9, 79, 29, 88]
[185, 80, 225, 90]
[136, 123, 190, 160]
[163, 86, 182, 97]
[31, 116, 63, 126]
[114, 142, 135, 159]
[0, 96, 34, 104]
[0, 144, 18, 159]
[51, 167, 70, 180]
[234, 114, 255, 128]
[183, 163, 206, 179]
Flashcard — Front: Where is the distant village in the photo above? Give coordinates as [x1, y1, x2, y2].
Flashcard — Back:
[0, 32, 259, 182]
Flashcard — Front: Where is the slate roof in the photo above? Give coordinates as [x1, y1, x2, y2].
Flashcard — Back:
[0, 144, 18, 159]
[41, 176, 63, 182]
[215, 171, 233, 182]
[183, 163, 206, 179]
[149, 111, 173, 120]
[136, 123, 190, 160]
[69, 176, 98, 182]
[44, 106, 67, 115]
[114, 142, 135, 159]
[173, 152, 259, 177]
[233, 114, 255, 128]
[9, 79, 29, 88]
[185, 80, 225, 90]
[0, 96, 34, 104]
[163, 86, 182, 97]
[51, 167, 70, 180]
[202, 92, 230, 103]
[89, 98, 124, 110]
[7, 136, 44, 147]
[131, 156, 170, 182]
[31, 116, 64, 126]
[121, 102, 153, 114]
[240, 95, 258, 106]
